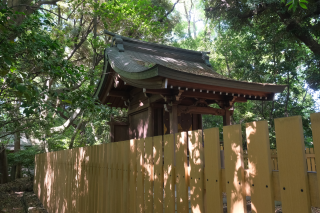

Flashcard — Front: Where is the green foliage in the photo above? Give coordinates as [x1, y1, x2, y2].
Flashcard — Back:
[7, 146, 41, 178]
[1, 0, 179, 153]
[170, 0, 317, 148]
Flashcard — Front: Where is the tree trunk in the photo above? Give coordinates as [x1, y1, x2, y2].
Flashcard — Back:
[0, 145, 9, 184]
[14, 130, 22, 179]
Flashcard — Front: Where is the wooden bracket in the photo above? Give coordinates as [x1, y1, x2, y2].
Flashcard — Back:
[175, 90, 184, 101]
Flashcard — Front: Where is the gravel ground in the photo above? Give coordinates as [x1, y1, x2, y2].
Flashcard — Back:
[0, 178, 47, 213]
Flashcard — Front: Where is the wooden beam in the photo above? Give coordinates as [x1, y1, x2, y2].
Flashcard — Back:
[108, 91, 129, 99]
[144, 89, 172, 96]
[178, 106, 226, 116]
[144, 89, 247, 103]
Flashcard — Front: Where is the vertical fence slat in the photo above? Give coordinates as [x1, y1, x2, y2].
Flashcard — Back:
[137, 138, 145, 213]
[118, 142, 123, 213]
[306, 148, 312, 171]
[203, 127, 223, 213]
[102, 144, 108, 213]
[246, 121, 275, 213]
[75, 148, 80, 213]
[175, 132, 188, 213]
[97, 144, 105, 213]
[122, 140, 130, 213]
[164, 134, 175, 213]
[188, 130, 205, 213]
[106, 143, 111, 213]
[223, 124, 247, 213]
[88, 146, 93, 212]
[129, 139, 137, 213]
[275, 116, 311, 213]
[310, 148, 316, 171]
[153, 135, 163, 213]
[111, 143, 116, 213]
[144, 137, 153, 212]
[310, 113, 320, 206]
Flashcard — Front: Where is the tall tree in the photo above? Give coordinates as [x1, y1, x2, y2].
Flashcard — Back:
[204, 0, 320, 90]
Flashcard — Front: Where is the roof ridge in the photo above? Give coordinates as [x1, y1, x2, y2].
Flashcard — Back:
[104, 30, 210, 57]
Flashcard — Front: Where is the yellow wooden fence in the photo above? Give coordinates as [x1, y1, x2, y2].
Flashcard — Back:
[34, 113, 320, 213]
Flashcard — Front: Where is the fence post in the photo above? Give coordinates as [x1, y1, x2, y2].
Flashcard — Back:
[203, 127, 223, 213]
[275, 116, 311, 213]
[223, 124, 247, 213]
[246, 121, 275, 213]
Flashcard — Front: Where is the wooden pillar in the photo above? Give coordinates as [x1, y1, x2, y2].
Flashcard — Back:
[223, 108, 231, 126]
[170, 104, 178, 134]
[110, 122, 115, 142]
[198, 114, 202, 130]
[147, 106, 154, 137]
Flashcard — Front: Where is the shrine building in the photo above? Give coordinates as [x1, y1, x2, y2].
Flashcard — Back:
[94, 31, 286, 142]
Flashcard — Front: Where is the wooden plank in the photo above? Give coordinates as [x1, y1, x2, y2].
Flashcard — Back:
[117, 142, 123, 213]
[137, 138, 145, 213]
[75, 147, 82, 213]
[106, 143, 111, 213]
[306, 148, 312, 171]
[153, 135, 163, 213]
[175, 132, 189, 213]
[129, 139, 137, 213]
[246, 121, 275, 213]
[203, 127, 223, 213]
[110, 143, 116, 213]
[310, 148, 316, 171]
[163, 134, 175, 213]
[93, 145, 99, 213]
[188, 130, 205, 213]
[223, 124, 247, 213]
[275, 116, 311, 213]
[97, 144, 103, 213]
[311, 113, 320, 206]
[88, 146, 94, 212]
[144, 137, 153, 212]
[101, 143, 108, 213]
[122, 141, 130, 213]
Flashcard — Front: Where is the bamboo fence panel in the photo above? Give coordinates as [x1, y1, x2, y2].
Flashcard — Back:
[223, 124, 247, 213]
[203, 127, 223, 213]
[175, 132, 188, 213]
[153, 135, 163, 213]
[144, 137, 153, 212]
[246, 121, 275, 213]
[35, 113, 320, 213]
[275, 116, 311, 213]
[136, 138, 145, 213]
[129, 139, 137, 213]
[188, 130, 205, 213]
[311, 113, 320, 207]
[122, 141, 129, 213]
[163, 134, 175, 213]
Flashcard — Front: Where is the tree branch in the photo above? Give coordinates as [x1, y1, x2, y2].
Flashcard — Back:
[50, 108, 82, 133]
[159, 0, 180, 22]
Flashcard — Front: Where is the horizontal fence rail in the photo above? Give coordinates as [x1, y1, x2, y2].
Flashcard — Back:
[34, 113, 320, 213]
